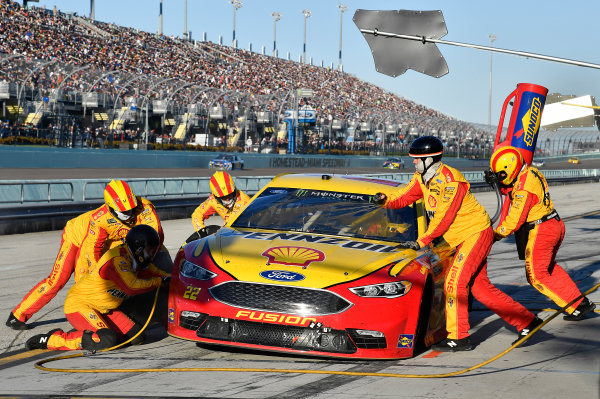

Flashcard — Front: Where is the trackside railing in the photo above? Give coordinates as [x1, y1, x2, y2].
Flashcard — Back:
[0, 170, 599, 206]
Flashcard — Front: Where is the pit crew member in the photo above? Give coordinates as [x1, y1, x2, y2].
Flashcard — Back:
[190, 171, 250, 238]
[490, 146, 595, 321]
[374, 136, 541, 352]
[25, 225, 167, 351]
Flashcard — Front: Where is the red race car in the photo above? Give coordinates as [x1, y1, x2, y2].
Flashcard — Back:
[167, 173, 453, 359]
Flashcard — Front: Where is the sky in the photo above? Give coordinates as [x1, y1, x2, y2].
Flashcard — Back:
[20, 0, 600, 127]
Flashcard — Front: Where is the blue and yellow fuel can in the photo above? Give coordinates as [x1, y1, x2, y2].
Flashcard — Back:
[494, 83, 548, 165]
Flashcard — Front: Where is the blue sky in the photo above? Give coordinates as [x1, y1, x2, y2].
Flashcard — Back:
[24, 1, 600, 126]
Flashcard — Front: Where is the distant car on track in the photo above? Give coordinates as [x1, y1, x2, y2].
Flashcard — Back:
[167, 173, 453, 359]
[567, 157, 580, 165]
[382, 157, 405, 169]
[531, 160, 545, 168]
[208, 154, 244, 170]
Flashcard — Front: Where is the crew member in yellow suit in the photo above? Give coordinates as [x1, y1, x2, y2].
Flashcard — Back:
[374, 136, 540, 352]
[189, 171, 250, 240]
[490, 146, 595, 321]
[25, 225, 168, 351]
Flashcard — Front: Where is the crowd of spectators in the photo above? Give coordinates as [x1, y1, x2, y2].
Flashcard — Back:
[0, 0, 488, 152]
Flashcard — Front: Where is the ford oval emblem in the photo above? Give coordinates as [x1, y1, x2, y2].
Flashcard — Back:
[260, 270, 305, 282]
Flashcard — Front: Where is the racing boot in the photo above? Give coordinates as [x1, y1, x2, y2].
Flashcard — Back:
[563, 297, 596, 321]
[431, 337, 472, 352]
[513, 316, 543, 345]
[25, 329, 63, 350]
[6, 312, 28, 331]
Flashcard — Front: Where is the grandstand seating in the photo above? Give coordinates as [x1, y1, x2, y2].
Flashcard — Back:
[0, 0, 505, 155]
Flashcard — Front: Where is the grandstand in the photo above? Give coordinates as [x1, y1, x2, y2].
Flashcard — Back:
[2, 0, 594, 157]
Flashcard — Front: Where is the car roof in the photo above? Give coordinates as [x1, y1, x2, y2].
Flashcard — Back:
[265, 173, 408, 195]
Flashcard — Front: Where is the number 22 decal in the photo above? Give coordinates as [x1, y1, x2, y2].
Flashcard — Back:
[183, 286, 201, 300]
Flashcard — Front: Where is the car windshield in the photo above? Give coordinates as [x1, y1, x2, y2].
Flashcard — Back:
[217, 154, 233, 161]
[231, 187, 418, 242]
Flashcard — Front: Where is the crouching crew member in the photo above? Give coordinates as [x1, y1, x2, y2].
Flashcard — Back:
[25, 225, 167, 351]
[490, 146, 595, 320]
[374, 136, 541, 352]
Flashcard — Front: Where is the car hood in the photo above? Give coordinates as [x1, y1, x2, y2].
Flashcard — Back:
[189, 227, 418, 288]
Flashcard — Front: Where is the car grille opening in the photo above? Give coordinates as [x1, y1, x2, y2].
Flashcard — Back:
[179, 311, 208, 331]
[347, 329, 388, 349]
[197, 316, 357, 354]
[208, 282, 352, 316]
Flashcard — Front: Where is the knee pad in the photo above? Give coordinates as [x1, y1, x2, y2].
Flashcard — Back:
[81, 329, 117, 351]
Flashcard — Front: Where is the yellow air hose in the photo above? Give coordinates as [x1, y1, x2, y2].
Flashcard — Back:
[34, 282, 600, 378]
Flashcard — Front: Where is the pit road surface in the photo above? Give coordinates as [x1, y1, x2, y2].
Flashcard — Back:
[0, 173, 598, 399]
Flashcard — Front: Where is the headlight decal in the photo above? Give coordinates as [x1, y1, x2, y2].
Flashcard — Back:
[348, 280, 412, 298]
[180, 259, 217, 280]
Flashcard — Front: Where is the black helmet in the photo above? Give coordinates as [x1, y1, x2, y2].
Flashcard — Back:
[409, 136, 444, 158]
[125, 224, 160, 270]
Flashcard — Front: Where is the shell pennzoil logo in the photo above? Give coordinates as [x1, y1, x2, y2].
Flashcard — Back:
[261, 246, 325, 267]
[514, 96, 543, 147]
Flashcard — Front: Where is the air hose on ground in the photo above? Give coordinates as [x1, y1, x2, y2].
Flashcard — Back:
[34, 282, 600, 378]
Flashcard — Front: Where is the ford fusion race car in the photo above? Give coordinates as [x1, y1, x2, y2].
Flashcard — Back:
[167, 173, 454, 359]
[208, 154, 244, 170]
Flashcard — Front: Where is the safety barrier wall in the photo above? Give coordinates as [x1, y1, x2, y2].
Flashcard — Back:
[1, 169, 598, 236]
[1, 169, 598, 206]
[0, 146, 492, 170]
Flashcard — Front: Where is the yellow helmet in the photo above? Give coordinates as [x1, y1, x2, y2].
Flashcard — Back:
[490, 146, 524, 185]
[209, 171, 237, 207]
[104, 180, 138, 221]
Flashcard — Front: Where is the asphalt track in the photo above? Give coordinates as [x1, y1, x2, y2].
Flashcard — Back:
[0, 168, 599, 398]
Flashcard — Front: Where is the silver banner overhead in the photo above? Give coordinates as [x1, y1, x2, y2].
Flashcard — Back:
[353, 9, 449, 78]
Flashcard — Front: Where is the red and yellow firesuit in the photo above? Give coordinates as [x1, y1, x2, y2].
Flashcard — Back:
[75, 196, 165, 277]
[45, 245, 166, 351]
[494, 165, 584, 313]
[191, 190, 250, 231]
[384, 164, 535, 339]
[11, 196, 164, 324]
[11, 210, 95, 323]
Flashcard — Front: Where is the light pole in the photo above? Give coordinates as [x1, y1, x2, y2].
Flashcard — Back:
[230, 0, 243, 48]
[488, 34, 496, 140]
[337, 4, 347, 71]
[272, 12, 281, 57]
[301, 9, 311, 64]
[183, 0, 188, 41]
[158, 0, 163, 35]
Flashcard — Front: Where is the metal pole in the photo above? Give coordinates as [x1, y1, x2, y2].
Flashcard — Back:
[358, 28, 600, 71]
[302, 9, 311, 64]
[338, 4, 347, 71]
[488, 34, 496, 140]
[272, 12, 281, 57]
[90, 0, 95, 20]
[230, 0, 243, 48]
[184, 0, 188, 41]
[158, 0, 163, 35]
